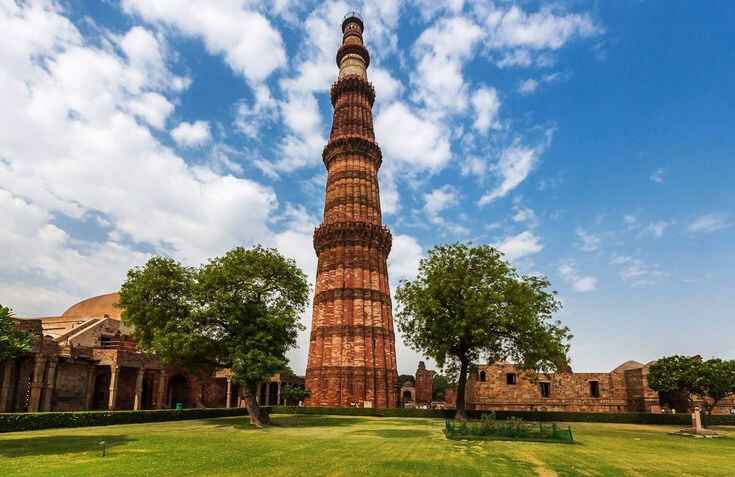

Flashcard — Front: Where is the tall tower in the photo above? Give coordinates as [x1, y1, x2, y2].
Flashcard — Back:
[305, 13, 398, 408]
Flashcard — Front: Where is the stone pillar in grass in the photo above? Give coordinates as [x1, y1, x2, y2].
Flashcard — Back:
[108, 365, 120, 410]
[133, 368, 145, 410]
[226, 377, 232, 408]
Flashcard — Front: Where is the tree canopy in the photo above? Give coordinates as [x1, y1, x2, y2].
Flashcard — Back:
[119, 246, 309, 426]
[648, 355, 735, 418]
[395, 243, 571, 419]
[0, 305, 32, 362]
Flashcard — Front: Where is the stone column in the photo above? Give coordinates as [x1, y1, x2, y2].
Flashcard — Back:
[226, 377, 232, 408]
[264, 382, 270, 406]
[28, 356, 47, 412]
[108, 365, 120, 411]
[133, 368, 145, 410]
[42, 359, 58, 411]
[276, 382, 281, 406]
[84, 365, 97, 409]
[157, 370, 167, 409]
[0, 361, 14, 412]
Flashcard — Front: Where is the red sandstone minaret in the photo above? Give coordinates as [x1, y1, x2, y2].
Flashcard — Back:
[305, 13, 399, 408]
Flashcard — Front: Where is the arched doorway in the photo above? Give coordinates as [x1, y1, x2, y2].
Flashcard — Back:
[403, 389, 413, 401]
[92, 368, 110, 410]
[168, 374, 191, 408]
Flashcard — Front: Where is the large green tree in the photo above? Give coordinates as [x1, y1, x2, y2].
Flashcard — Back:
[395, 243, 571, 419]
[0, 305, 32, 362]
[649, 355, 735, 419]
[119, 246, 309, 427]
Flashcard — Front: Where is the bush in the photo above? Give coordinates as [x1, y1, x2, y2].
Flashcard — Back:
[444, 413, 574, 443]
[0, 407, 267, 433]
[271, 406, 735, 426]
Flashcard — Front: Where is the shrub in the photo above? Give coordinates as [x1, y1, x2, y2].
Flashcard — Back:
[444, 414, 574, 443]
[270, 406, 735, 426]
[0, 407, 266, 433]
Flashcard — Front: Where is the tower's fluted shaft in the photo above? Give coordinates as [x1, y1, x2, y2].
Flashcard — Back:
[305, 14, 398, 408]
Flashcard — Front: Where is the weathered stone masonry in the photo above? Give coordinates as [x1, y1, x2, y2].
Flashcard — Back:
[305, 14, 399, 408]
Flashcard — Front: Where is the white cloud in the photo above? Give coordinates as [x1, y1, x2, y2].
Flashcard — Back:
[423, 185, 469, 235]
[471, 86, 501, 133]
[375, 102, 452, 171]
[495, 231, 543, 260]
[559, 261, 597, 293]
[127, 92, 173, 130]
[122, 0, 286, 84]
[411, 16, 483, 115]
[388, 234, 423, 284]
[640, 221, 673, 239]
[610, 255, 665, 287]
[234, 85, 278, 139]
[650, 168, 665, 183]
[688, 214, 730, 234]
[370, 67, 404, 105]
[0, 2, 284, 315]
[513, 205, 539, 228]
[518, 78, 539, 95]
[479, 143, 540, 204]
[171, 120, 212, 148]
[575, 227, 600, 252]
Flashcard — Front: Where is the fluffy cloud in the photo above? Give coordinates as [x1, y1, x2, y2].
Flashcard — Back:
[471, 86, 501, 133]
[411, 16, 483, 114]
[375, 102, 452, 171]
[559, 261, 597, 293]
[688, 214, 731, 234]
[0, 1, 283, 315]
[517, 78, 539, 95]
[610, 255, 665, 287]
[171, 120, 212, 147]
[388, 234, 423, 284]
[122, 0, 286, 84]
[495, 231, 543, 260]
[423, 185, 468, 235]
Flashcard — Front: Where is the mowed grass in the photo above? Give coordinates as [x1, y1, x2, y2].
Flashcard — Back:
[1, 415, 733, 477]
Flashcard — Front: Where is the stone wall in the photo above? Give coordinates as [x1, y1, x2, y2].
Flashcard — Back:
[414, 361, 432, 405]
[53, 362, 92, 411]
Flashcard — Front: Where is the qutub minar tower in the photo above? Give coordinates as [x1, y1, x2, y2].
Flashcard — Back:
[305, 13, 399, 407]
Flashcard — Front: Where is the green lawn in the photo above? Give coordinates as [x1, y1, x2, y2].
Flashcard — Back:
[1, 414, 733, 476]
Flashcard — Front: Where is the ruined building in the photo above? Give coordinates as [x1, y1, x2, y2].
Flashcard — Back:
[304, 13, 399, 408]
[0, 293, 303, 412]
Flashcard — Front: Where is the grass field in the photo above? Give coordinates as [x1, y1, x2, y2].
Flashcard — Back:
[1, 414, 733, 476]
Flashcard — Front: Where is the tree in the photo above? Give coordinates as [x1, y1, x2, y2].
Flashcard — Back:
[398, 374, 415, 387]
[281, 384, 310, 406]
[119, 246, 309, 427]
[649, 355, 735, 420]
[0, 305, 32, 362]
[430, 373, 455, 402]
[395, 243, 570, 420]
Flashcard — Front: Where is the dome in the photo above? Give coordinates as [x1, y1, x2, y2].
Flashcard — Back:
[62, 292, 121, 320]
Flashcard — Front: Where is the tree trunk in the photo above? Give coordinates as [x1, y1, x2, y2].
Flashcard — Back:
[243, 382, 270, 427]
[454, 357, 469, 421]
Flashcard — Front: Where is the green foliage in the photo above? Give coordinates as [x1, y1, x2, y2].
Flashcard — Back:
[430, 373, 454, 401]
[0, 407, 258, 433]
[0, 305, 32, 361]
[270, 406, 735, 426]
[444, 413, 574, 442]
[280, 385, 310, 405]
[649, 355, 735, 415]
[119, 246, 309, 425]
[395, 243, 571, 417]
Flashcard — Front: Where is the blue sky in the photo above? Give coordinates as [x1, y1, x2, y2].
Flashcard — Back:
[1, 1, 733, 375]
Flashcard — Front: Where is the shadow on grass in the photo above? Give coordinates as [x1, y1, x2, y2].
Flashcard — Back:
[351, 428, 433, 439]
[0, 435, 135, 458]
[199, 415, 369, 430]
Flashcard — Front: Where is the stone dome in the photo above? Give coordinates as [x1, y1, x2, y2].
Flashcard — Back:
[61, 292, 121, 320]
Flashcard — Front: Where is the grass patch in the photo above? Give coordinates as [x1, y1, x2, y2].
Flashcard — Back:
[0, 414, 733, 476]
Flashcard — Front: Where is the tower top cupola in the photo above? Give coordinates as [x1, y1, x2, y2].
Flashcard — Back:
[337, 11, 370, 79]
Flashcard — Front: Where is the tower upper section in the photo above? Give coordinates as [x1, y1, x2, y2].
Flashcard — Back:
[338, 13, 370, 80]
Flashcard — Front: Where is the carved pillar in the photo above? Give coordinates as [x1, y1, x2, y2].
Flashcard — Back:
[84, 365, 97, 409]
[0, 361, 14, 412]
[276, 382, 281, 406]
[108, 365, 120, 411]
[133, 368, 145, 410]
[157, 369, 167, 409]
[226, 377, 232, 408]
[42, 359, 58, 411]
[28, 356, 47, 412]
